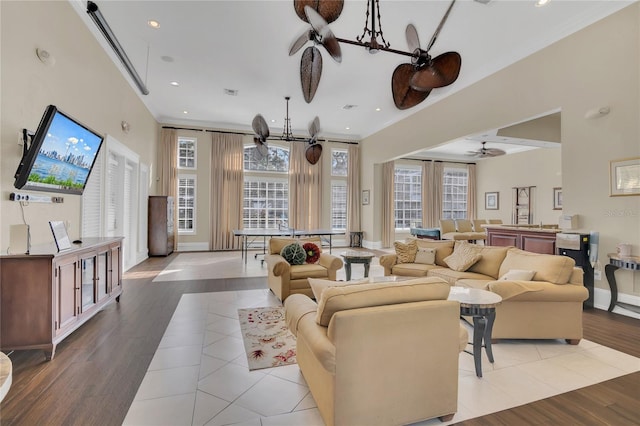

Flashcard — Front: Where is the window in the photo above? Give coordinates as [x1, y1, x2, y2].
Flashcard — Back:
[178, 137, 196, 169]
[177, 175, 196, 233]
[243, 144, 289, 229]
[394, 167, 422, 229]
[442, 167, 468, 219]
[331, 149, 348, 231]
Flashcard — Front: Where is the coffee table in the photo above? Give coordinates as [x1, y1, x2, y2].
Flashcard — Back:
[448, 286, 502, 378]
[340, 251, 375, 281]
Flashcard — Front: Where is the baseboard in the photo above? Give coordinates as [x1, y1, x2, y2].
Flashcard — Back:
[362, 239, 383, 250]
[177, 242, 210, 252]
[593, 287, 640, 319]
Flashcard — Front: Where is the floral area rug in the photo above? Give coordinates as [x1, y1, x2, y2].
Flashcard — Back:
[237, 306, 297, 371]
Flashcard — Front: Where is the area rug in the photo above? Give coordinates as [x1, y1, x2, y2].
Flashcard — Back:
[238, 306, 297, 370]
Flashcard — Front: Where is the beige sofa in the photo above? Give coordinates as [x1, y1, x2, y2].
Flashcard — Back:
[380, 239, 589, 343]
[264, 237, 343, 301]
[284, 277, 468, 426]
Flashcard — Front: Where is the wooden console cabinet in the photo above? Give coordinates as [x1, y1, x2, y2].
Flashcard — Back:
[0, 237, 123, 360]
[486, 225, 559, 255]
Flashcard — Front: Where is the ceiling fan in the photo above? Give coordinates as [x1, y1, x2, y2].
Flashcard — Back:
[251, 97, 324, 165]
[465, 142, 506, 158]
[288, 0, 462, 109]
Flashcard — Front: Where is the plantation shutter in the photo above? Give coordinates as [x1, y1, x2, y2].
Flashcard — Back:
[81, 149, 103, 238]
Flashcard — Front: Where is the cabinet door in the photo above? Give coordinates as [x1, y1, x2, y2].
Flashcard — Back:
[110, 243, 122, 293]
[80, 254, 97, 312]
[55, 255, 79, 332]
[96, 249, 109, 301]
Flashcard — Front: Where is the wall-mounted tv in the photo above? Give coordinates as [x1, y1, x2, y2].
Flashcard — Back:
[14, 105, 104, 195]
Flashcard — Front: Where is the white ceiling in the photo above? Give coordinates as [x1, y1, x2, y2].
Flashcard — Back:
[70, 0, 633, 158]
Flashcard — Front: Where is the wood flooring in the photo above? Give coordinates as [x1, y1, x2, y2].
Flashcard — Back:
[1, 253, 639, 426]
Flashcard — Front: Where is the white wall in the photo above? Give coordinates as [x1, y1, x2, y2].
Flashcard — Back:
[0, 1, 158, 252]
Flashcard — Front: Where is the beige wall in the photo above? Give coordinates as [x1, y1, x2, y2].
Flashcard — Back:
[0, 1, 158, 249]
[361, 4, 640, 298]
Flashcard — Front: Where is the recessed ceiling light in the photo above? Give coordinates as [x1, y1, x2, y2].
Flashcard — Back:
[170, 81, 179, 86]
[535, 0, 550, 7]
[375, 107, 381, 111]
[345, 126, 350, 130]
[147, 20, 160, 29]
[271, 119, 276, 123]
[183, 110, 188, 114]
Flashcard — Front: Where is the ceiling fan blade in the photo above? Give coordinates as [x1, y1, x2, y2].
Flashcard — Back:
[253, 137, 269, 158]
[406, 23, 420, 54]
[294, 0, 344, 24]
[289, 29, 312, 56]
[485, 148, 506, 156]
[305, 144, 323, 165]
[251, 114, 270, 139]
[410, 51, 461, 91]
[308, 116, 320, 138]
[391, 63, 431, 110]
[300, 46, 323, 103]
[304, 6, 342, 63]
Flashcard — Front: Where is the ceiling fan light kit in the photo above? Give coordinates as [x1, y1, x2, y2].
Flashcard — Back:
[289, 0, 462, 109]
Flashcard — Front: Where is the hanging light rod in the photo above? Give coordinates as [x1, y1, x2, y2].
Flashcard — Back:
[86, 1, 149, 95]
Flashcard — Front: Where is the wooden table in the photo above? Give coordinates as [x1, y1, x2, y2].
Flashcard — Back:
[606, 253, 640, 313]
[448, 286, 503, 378]
[340, 251, 375, 281]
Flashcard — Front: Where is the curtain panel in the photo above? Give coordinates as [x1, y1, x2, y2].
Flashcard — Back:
[433, 161, 444, 225]
[346, 144, 361, 236]
[421, 161, 435, 228]
[210, 132, 244, 250]
[467, 163, 477, 220]
[381, 161, 395, 248]
[159, 128, 178, 250]
[288, 142, 322, 230]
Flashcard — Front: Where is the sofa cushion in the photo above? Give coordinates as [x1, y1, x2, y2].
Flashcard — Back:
[269, 237, 323, 255]
[499, 269, 536, 281]
[290, 264, 330, 280]
[391, 263, 443, 277]
[444, 243, 482, 272]
[414, 247, 436, 265]
[281, 243, 307, 265]
[487, 280, 589, 302]
[464, 243, 510, 279]
[499, 248, 575, 284]
[315, 277, 450, 326]
[302, 242, 321, 264]
[394, 240, 418, 263]
[410, 238, 455, 267]
[456, 279, 491, 290]
[427, 268, 492, 286]
[308, 278, 369, 301]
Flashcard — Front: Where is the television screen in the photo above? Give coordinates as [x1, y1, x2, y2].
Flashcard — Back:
[14, 105, 104, 195]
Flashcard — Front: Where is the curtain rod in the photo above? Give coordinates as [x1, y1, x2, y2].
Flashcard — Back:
[401, 157, 476, 165]
[161, 125, 359, 145]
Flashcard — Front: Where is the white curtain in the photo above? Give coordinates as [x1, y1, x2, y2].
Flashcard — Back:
[433, 161, 444, 223]
[210, 132, 244, 250]
[158, 128, 178, 250]
[346, 144, 360, 235]
[288, 142, 322, 230]
[381, 161, 395, 248]
[467, 163, 477, 219]
[421, 161, 436, 228]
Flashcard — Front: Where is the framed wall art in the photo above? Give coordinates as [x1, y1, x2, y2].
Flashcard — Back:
[362, 189, 370, 205]
[610, 157, 640, 196]
[553, 187, 562, 210]
[485, 192, 499, 210]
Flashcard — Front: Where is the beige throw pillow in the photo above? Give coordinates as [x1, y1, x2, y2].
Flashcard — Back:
[499, 269, 536, 281]
[414, 247, 436, 265]
[444, 244, 482, 272]
[394, 240, 418, 263]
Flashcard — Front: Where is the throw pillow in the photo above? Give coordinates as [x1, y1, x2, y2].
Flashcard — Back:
[394, 240, 418, 263]
[444, 244, 482, 272]
[308, 278, 369, 301]
[302, 242, 321, 264]
[414, 247, 436, 265]
[499, 269, 536, 281]
[280, 243, 306, 265]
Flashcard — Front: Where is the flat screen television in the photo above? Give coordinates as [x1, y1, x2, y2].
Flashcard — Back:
[14, 105, 104, 195]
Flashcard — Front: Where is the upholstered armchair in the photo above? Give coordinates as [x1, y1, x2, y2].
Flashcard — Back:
[455, 219, 487, 242]
[264, 237, 343, 301]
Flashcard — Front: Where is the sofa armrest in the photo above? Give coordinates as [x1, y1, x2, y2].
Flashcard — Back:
[379, 254, 398, 276]
[318, 253, 343, 271]
[265, 254, 290, 277]
[284, 294, 318, 337]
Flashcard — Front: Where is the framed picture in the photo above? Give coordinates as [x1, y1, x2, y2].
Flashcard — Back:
[553, 187, 562, 210]
[49, 221, 71, 251]
[362, 189, 370, 205]
[485, 192, 499, 210]
[610, 157, 640, 196]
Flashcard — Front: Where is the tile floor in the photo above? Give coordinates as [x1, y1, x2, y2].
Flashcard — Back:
[124, 251, 640, 426]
